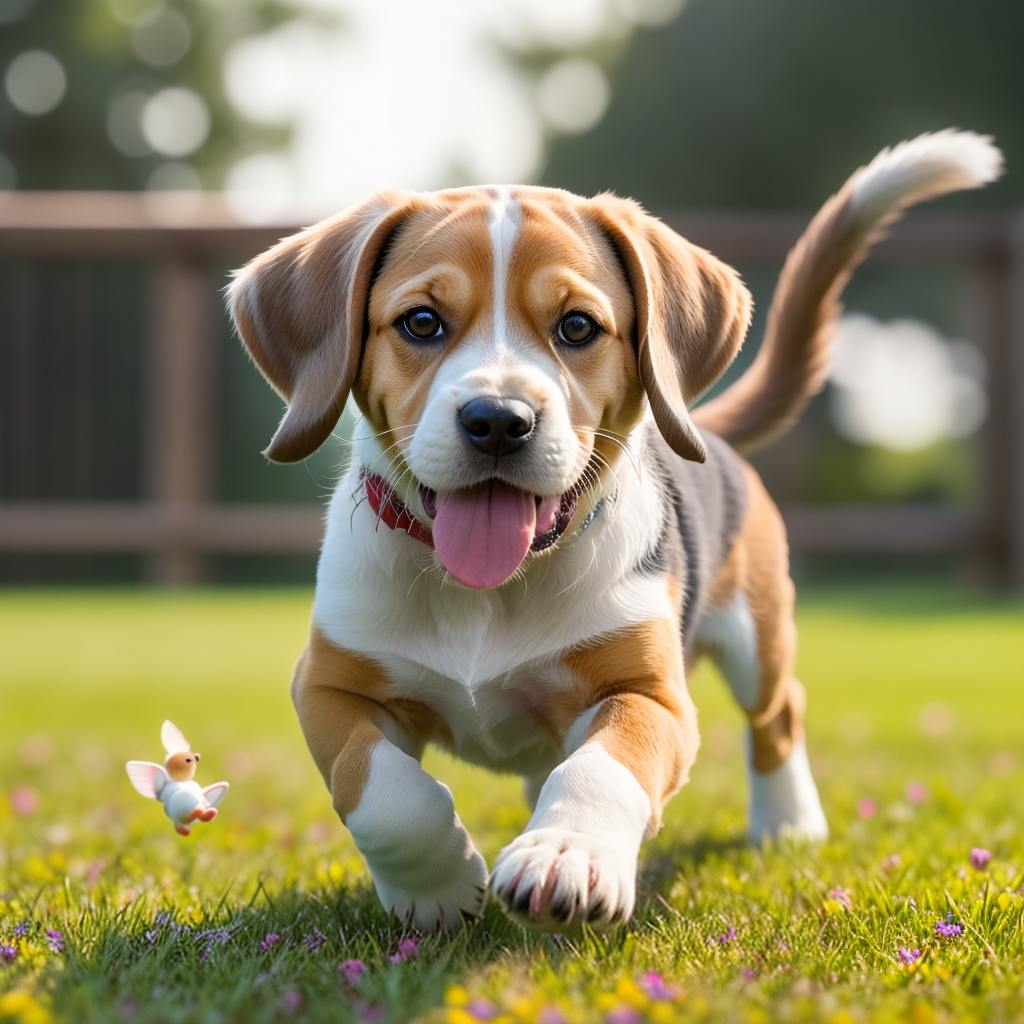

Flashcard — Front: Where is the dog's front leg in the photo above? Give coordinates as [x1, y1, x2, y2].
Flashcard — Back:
[292, 632, 487, 931]
[492, 688, 698, 930]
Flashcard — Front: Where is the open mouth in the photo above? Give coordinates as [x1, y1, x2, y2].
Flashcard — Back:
[419, 481, 579, 590]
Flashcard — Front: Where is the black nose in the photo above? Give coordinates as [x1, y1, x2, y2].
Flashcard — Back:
[459, 397, 536, 457]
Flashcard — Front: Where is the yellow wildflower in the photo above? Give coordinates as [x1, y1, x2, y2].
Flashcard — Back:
[614, 977, 648, 1010]
[906, 1001, 936, 1024]
[649, 1003, 675, 1024]
[445, 986, 471, 1008]
[0, 988, 51, 1024]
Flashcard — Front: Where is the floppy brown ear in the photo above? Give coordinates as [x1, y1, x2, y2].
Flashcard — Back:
[589, 195, 752, 462]
[228, 188, 413, 463]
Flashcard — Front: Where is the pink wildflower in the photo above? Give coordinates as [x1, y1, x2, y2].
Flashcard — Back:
[10, 786, 37, 817]
[606, 1008, 642, 1024]
[280, 990, 303, 1013]
[466, 999, 498, 1021]
[970, 848, 992, 870]
[339, 959, 367, 984]
[388, 937, 419, 963]
[828, 888, 853, 911]
[881, 854, 902, 874]
[905, 781, 927, 804]
[640, 971, 677, 1000]
[856, 797, 877, 819]
[898, 946, 921, 966]
[538, 1008, 568, 1024]
[715, 927, 736, 944]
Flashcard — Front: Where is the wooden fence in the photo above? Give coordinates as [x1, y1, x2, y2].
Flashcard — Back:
[1, 192, 1022, 588]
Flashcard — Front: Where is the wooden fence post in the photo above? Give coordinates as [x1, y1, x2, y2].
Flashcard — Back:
[1008, 214, 1024, 589]
[964, 226, 1024, 590]
[143, 256, 217, 585]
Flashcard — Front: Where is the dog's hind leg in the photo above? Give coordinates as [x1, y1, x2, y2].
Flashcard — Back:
[696, 465, 828, 842]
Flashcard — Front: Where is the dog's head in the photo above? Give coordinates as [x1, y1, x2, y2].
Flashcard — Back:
[229, 185, 751, 589]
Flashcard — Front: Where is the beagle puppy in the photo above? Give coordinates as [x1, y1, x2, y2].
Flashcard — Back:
[229, 131, 1000, 932]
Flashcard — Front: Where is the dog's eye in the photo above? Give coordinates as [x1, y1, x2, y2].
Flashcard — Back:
[398, 306, 444, 342]
[558, 311, 598, 346]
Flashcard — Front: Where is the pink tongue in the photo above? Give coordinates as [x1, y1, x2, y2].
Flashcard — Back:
[432, 481, 536, 589]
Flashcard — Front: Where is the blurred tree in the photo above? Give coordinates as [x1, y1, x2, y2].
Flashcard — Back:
[541, 0, 1022, 209]
[0, 0, 327, 191]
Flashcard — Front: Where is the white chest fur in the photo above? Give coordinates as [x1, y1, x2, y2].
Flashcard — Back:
[312, 452, 672, 773]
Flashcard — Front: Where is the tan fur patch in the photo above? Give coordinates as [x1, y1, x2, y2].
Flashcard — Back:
[356, 192, 495, 453]
[558, 619, 698, 831]
[291, 626, 454, 819]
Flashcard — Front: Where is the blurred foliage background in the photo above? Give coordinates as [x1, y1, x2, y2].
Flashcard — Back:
[0, 0, 1021, 584]
[0, 0, 319, 191]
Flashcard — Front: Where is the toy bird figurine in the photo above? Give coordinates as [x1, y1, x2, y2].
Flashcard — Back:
[126, 721, 229, 836]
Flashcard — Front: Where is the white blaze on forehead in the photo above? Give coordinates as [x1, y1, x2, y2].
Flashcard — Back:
[489, 188, 517, 346]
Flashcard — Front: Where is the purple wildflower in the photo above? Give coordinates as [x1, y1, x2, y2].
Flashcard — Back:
[466, 998, 498, 1021]
[259, 933, 281, 953]
[303, 929, 327, 952]
[155, 912, 172, 927]
[354, 1002, 384, 1024]
[538, 1008, 569, 1024]
[715, 927, 736, 944]
[743, 968, 757, 981]
[0, 945, 18, 965]
[388, 937, 419, 963]
[195, 927, 230, 960]
[828, 888, 853, 911]
[13, 923, 29, 938]
[280, 990, 303, 1013]
[339, 959, 367, 984]
[970, 848, 992, 870]
[144, 930, 159, 945]
[640, 972, 676, 1000]
[935, 913, 963, 938]
[46, 929, 64, 953]
[606, 1008, 642, 1024]
[898, 946, 921, 966]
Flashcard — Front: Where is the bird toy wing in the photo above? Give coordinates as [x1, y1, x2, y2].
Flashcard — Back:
[126, 761, 169, 799]
[161, 719, 189, 754]
[203, 782, 230, 807]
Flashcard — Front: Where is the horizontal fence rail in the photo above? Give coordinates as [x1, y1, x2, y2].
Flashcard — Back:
[1, 192, 1022, 587]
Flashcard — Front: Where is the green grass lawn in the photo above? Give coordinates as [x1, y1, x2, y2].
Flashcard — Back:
[0, 587, 1022, 1024]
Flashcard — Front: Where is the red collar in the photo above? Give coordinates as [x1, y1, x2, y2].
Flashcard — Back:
[364, 473, 434, 548]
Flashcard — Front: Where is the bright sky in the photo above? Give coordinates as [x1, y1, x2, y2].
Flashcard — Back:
[220, 0, 684, 221]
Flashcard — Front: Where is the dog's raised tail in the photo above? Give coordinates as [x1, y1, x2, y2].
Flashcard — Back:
[691, 130, 1003, 454]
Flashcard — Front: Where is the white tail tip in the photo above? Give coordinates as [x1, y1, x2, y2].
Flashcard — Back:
[850, 129, 1004, 222]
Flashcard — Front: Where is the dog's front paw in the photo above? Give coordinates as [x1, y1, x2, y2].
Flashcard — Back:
[374, 844, 488, 933]
[491, 828, 636, 930]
